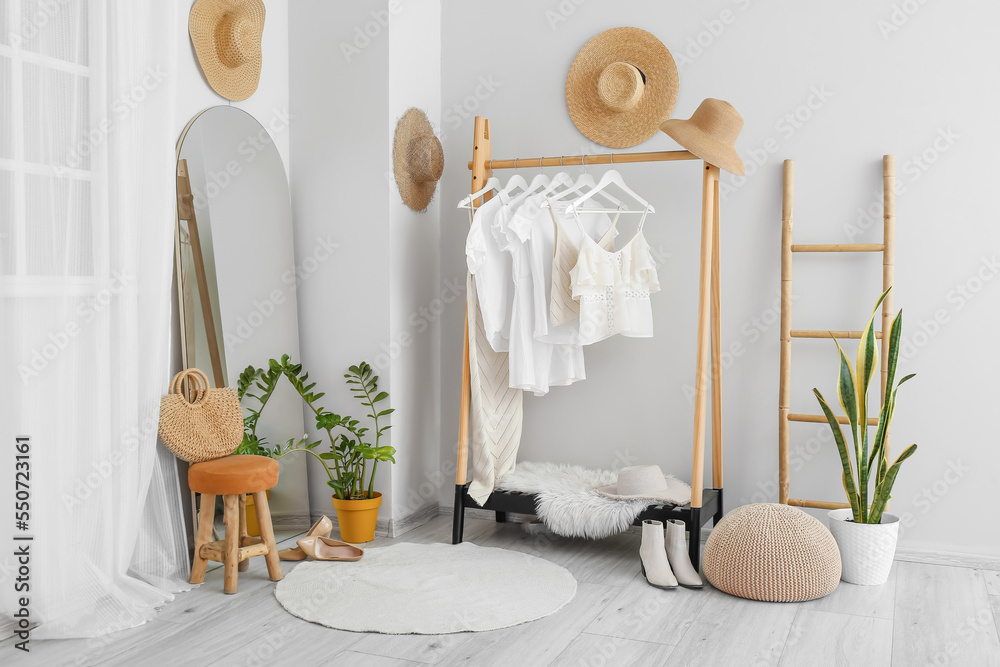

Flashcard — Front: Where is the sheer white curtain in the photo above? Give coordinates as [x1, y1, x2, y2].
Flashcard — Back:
[0, 0, 189, 638]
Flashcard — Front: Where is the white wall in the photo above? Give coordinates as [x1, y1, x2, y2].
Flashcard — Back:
[290, 0, 444, 529]
[388, 0, 445, 525]
[439, 0, 1000, 557]
[289, 0, 393, 519]
[172, 0, 310, 524]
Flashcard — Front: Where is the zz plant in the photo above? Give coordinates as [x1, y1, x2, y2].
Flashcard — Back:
[813, 287, 917, 524]
[233, 362, 284, 457]
[266, 356, 395, 501]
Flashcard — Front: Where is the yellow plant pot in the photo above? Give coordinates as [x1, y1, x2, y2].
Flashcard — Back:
[244, 490, 270, 537]
[331, 492, 382, 543]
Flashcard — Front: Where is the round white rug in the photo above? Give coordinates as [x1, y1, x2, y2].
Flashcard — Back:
[274, 542, 577, 634]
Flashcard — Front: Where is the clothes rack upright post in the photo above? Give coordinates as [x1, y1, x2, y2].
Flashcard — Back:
[452, 116, 725, 568]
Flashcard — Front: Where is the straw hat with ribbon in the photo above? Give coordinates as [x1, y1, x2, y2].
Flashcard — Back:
[593, 465, 692, 504]
[660, 98, 746, 175]
[189, 0, 265, 102]
[566, 27, 679, 149]
[393, 108, 444, 212]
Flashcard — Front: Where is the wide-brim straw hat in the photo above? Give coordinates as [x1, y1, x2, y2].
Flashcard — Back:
[660, 98, 746, 175]
[189, 0, 265, 102]
[593, 465, 692, 504]
[566, 27, 679, 149]
[393, 108, 444, 212]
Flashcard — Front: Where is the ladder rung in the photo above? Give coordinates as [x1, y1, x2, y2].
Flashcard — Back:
[788, 498, 852, 510]
[791, 243, 884, 253]
[791, 330, 883, 339]
[787, 413, 879, 426]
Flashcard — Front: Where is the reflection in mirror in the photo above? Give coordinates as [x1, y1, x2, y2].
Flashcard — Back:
[176, 157, 228, 388]
[174, 106, 311, 547]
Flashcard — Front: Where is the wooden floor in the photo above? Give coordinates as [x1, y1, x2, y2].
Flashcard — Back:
[5, 515, 1000, 667]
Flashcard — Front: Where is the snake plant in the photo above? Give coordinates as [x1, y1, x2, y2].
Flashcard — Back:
[813, 288, 917, 524]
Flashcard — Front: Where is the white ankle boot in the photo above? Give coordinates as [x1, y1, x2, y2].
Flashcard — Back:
[639, 520, 677, 589]
[665, 519, 704, 589]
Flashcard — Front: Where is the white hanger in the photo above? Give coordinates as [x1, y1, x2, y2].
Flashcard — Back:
[497, 173, 528, 198]
[567, 169, 654, 214]
[545, 172, 623, 209]
[535, 170, 575, 199]
[457, 176, 500, 209]
[506, 172, 552, 209]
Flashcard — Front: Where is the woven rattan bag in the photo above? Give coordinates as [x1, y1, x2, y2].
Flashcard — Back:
[159, 368, 243, 463]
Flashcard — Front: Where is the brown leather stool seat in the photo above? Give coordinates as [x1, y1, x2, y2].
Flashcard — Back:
[188, 454, 279, 495]
[188, 455, 283, 594]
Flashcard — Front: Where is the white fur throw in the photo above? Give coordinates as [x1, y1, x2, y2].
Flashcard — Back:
[496, 461, 691, 539]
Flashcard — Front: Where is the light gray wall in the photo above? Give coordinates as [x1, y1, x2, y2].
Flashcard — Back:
[289, 0, 395, 516]
[439, 0, 1000, 557]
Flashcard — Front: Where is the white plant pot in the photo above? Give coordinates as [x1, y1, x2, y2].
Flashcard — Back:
[827, 509, 899, 585]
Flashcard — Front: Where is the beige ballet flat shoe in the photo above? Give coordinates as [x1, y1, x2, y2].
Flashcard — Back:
[296, 535, 364, 562]
[278, 515, 334, 561]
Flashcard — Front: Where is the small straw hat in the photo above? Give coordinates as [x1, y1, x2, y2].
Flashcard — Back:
[189, 0, 265, 102]
[566, 27, 679, 149]
[393, 108, 444, 212]
[593, 465, 692, 504]
[659, 98, 746, 175]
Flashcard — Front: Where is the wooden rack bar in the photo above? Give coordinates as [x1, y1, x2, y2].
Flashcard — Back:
[788, 498, 852, 510]
[791, 243, 884, 253]
[791, 330, 883, 339]
[467, 149, 698, 170]
[453, 117, 724, 567]
[788, 413, 880, 426]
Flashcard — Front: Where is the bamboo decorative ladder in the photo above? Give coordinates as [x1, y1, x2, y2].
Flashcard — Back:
[778, 156, 896, 510]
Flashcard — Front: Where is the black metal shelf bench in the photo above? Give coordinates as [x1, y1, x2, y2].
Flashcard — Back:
[452, 484, 723, 567]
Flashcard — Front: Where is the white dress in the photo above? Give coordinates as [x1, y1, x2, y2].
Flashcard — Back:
[500, 194, 616, 394]
[465, 192, 514, 352]
[570, 209, 660, 345]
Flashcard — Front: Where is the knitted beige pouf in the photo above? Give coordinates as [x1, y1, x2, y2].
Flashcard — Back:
[703, 503, 841, 602]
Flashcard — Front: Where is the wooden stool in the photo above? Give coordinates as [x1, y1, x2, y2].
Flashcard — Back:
[188, 455, 283, 594]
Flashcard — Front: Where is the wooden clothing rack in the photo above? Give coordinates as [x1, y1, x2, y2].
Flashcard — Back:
[778, 156, 896, 510]
[451, 116, 726, 567]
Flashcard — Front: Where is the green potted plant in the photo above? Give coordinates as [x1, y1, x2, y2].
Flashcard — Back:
[270, 356, 396, 543]
[234, 363, 283, 536]
[813, 288, 918, 585]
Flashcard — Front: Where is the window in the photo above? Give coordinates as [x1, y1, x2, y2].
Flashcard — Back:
[0, 1, 100, 294]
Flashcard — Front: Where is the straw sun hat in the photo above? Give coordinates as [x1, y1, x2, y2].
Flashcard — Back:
[593, 465, 692, 504]
[189, 0, 265, 102]
[393, 108, 444, 212]
[660, 98, 746, 175]
[566, 27, 679, 149]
